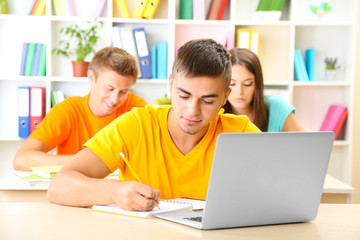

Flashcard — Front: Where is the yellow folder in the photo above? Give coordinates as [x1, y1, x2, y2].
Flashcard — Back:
[133, 0, 149, 18]
[143, 0, 160, 19]
[115, 0, 130, 18]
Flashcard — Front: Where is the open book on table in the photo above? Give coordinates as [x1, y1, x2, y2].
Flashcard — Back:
[92, 198, 205, 219]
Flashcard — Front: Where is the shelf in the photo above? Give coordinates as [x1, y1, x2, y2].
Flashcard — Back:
[293, 81, 351, 87]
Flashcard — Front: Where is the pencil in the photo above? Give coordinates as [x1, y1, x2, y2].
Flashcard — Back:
[120, 152, 160, 209]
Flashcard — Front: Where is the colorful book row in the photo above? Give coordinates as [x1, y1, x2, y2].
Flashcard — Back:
[17, 86, 45, 138]
[294, 48, 315, 81]
[52, 0, 160, 18]
[180, 0, 228, 20]
[112, 26, 167, 80]
[28, 0, 46, 16]
[20, 43, 46, 77]
[253, 0, 287, 21]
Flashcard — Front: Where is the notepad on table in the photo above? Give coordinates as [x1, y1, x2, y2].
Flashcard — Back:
[30, 165, 63, 179]
[92, 199, 193, 219]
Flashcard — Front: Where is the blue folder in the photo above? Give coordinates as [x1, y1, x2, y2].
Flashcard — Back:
[133, 27, 152, 79]
[18, 86, 30, 138]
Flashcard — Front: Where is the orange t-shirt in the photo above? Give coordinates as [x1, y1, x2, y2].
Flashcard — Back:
[30, 92, 147, 154]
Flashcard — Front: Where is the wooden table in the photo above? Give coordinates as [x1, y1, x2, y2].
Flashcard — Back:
[0, 202, 359, 240]
[0, 173, 355, 203]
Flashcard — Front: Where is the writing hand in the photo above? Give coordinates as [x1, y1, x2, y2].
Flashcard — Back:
[112, 181, 160, 211]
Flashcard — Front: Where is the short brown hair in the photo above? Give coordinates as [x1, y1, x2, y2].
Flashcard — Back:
[172, 39, 231, 91]
[88, 46, 138, 79]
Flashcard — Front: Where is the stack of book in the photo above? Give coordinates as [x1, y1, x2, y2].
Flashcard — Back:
[112, 26, 167, 80]
[179, 0, 229, 20]
[294, 48, 315, 81]
[20, 43, 46, 77]
[253, 0, 287, 21]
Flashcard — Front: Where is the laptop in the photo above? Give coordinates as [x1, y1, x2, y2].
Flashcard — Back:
[155, 132, 334, 230]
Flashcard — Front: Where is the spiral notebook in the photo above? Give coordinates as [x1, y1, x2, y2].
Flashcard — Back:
[92, 199, 193, 219]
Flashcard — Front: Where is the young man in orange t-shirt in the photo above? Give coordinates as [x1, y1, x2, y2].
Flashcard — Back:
[13, 47, 147, 171]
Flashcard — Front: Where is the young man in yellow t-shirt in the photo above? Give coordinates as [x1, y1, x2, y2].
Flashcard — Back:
[47, 39, 261, 211]
[13, 47, 147, 171]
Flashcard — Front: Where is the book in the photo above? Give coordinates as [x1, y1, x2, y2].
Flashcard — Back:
[53, 0, 65, 16]
[92, 199, 193, 219]
[143, 0, 161, 19]
[20, 43, 28, 75]
[216, 0, 228, 20]
[63, 0, 75, 16]
[157, 41, 167, 79]
[253, 0, 266, 20]
[115, 0, 130, 18]
[24, 42, 36, 76]
[305, 47, 315, 81]
[180, 0, 193, 19]
[294, 49, 309, 81]
[31, 165, 63, 179]
[319, 104, 348, 140]
[193, 0, 205, 20]
[33, 0, 46, 15]
[37, 44, 46, 76]
[29, 0, 39, 15]
[206, 0, 221, 20]
[271, 0, 286, 21]
[93, 0, 106, 18]
[31, 43, 42, 76]
[151, 45, 157, 79]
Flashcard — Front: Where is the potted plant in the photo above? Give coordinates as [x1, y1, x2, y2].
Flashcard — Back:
[324, 57, 340, 81]
[52, 19, 104, 77]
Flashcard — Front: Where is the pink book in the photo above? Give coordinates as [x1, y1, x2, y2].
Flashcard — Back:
[63, 0, 75, 16]
[93, 0, 106, 18]
[319, 104, 348, 140]
[193, 0, 205, 20]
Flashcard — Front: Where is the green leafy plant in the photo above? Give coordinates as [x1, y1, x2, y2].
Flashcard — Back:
[324, 57, 340, 70]
[52, 19, 104, 62]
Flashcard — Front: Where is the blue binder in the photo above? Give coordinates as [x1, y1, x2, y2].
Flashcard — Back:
[133, 27, 152, 79]
[157, 41, 168, 79]
[18, 86, 30, 138]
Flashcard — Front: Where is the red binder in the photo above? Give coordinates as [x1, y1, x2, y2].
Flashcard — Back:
[30, 86, 45, 134]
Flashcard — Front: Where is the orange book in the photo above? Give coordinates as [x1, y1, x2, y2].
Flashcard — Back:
[206, 0, 222, 20]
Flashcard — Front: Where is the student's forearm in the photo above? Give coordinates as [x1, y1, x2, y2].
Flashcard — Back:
[47, 169, 115, 207]
[13, 151, 73, 171]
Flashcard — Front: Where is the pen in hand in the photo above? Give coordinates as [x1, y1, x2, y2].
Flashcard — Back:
[120, 152, 160, 210]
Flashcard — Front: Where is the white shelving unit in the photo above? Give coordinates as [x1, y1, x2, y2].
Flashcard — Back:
[0, 0, 356, 184]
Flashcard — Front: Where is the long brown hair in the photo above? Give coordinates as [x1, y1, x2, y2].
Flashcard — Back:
[223, 48, 268, 131]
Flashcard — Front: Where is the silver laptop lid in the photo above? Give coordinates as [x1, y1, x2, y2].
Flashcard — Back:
[202, 132, 334, 229]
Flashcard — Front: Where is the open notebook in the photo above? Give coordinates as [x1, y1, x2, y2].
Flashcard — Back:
[92, 199, 196, 219]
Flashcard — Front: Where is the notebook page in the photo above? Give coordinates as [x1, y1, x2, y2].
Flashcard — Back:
[92, 199, 193, 219]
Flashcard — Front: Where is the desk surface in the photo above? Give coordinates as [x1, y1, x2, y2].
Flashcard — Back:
[1, 173, 354, 192]
[0, 202, 359, 240]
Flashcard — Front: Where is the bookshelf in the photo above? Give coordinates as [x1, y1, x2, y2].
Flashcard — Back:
[0, 0, 357, 186]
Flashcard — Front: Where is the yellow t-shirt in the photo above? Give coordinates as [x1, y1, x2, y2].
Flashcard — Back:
[30, 92, 147, 154]
[85, 105, 261, 200]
